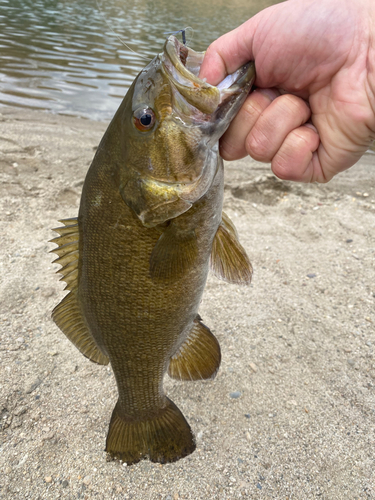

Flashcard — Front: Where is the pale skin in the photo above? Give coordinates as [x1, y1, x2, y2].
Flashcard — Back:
[199, 0, 375, 183]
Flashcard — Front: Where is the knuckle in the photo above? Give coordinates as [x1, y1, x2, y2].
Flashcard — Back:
[272, 154, 295, 180]
[247, 131, 272, 161]
[241, 97, 266, 123]
[220, 140, 240, 161]
[280, 94, 310, 120]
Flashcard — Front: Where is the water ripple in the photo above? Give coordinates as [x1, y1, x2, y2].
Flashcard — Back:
[0, 0, 275, 121]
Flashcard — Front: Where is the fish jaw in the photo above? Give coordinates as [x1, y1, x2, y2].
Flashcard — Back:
[161, 35, 255, 142]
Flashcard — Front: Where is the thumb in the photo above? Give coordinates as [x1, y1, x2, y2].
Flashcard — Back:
[199, 17, 260, 86]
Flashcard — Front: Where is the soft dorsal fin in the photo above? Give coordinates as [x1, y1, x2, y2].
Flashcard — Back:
[50, 218, 109, 365]
[210, 212, 253, 284]
[149, 223, 198, 281]
[168, 316, 221, 381]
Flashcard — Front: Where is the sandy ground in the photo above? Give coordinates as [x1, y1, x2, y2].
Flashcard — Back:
[0, 105, 374, 500]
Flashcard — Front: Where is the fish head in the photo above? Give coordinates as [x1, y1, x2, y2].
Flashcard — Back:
[117, 36, 255, 227]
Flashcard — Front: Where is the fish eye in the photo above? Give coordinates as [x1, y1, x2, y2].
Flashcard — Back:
[133, 107, 156, 131]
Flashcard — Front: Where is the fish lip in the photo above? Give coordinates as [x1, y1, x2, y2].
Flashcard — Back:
[162, 35, 255, 113]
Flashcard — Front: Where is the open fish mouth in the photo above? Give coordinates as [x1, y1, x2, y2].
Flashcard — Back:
[161, 35, 255, 115]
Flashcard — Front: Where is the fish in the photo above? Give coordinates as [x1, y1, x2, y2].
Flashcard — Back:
[50, 35, 255, 465]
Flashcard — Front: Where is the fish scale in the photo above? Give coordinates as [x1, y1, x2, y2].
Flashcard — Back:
[51, 35, 254, 464]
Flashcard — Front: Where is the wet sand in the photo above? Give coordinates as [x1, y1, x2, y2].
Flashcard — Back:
[0, 106, 374, 499]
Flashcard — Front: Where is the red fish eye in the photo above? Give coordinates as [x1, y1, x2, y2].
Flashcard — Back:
[133, 108, 155, 131]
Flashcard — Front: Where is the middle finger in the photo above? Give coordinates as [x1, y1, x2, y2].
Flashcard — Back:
[246, 93, 312, 162]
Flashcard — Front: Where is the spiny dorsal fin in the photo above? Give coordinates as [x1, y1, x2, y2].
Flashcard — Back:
[168, 316, 221, 381]
[50, 241, 79, 258]
[52, 292, 109, 365]
[149, 224, 198, 281]
[210, 211, 253, 284]
[50, 218, 80, 291]
[50, 218, 109, 365]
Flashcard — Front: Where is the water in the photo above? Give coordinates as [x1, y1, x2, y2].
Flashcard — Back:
[0, 0, 278, 121]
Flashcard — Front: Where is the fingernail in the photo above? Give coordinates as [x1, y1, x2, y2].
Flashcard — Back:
[256, 88, 280, 101]
[304, 122, 318, 134]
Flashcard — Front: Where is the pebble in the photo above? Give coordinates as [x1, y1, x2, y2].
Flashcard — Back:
[307, 273, 316, 279]
[41, 432, 55, 442]
[346, 239, 353, 243]
[62, 480, 69, 488]
[347, 359, 355, 366]
[230, 391, 242, 399]
[14, 406, 27, 416]
[249, 362, 258, 373]
[45, 477, 52, 483]
[25, 378, 42, 394]
[82, 475, 91, 485]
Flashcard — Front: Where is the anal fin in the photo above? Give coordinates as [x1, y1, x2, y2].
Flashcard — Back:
[168, 316, 221, 381]
[210, 211, 253, 284]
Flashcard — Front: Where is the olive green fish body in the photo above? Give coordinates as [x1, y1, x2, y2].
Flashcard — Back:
[51, 36, 255, 465]
[78, 144, 224, 418]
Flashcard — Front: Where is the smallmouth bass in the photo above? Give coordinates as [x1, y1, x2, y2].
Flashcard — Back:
[51, 36, 254, 464]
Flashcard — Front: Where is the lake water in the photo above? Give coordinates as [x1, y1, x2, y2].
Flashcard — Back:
[0, 0, 278, 121]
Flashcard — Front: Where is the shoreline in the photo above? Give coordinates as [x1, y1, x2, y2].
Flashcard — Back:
[1, 105, 374, 499]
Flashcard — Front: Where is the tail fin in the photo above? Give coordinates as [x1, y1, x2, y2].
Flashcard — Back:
[106, 398, 195, 465]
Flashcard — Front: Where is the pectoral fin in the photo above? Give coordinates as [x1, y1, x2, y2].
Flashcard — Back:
[168, 316, 221, 381]
[149, 222, 198, 281]
[50, 218, 109, 365]
[210, 212, 252, 284]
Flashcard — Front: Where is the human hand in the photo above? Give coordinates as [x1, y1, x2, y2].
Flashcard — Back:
[200, 0, 375, 182]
